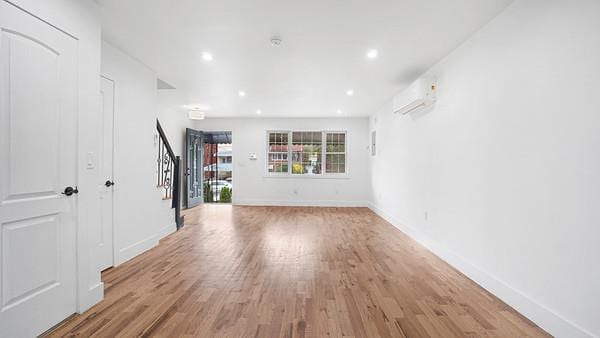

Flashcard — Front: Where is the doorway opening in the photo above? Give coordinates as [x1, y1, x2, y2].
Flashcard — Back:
[203, 132, 232, 203]
[185, 130, 233, 208]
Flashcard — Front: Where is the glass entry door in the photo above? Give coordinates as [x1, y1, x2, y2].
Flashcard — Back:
[185, 128, 203, 208]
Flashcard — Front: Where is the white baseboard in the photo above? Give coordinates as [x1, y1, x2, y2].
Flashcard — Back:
[367, 202, 595, 338]
[77, 282, 104, 313]
[115, 223, 177, 267]
[157, 223, 176, 240]
[234, 199, 367, 207]
[116, 235, 157, 266]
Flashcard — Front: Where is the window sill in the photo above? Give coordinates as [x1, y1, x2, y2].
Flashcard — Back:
[263, 174, 351, 180]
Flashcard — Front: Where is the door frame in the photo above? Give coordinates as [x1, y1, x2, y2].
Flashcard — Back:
[100, 75, 116, 271]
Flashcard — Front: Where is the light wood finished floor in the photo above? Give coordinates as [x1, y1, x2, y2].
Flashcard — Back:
[48, 205, 549, 337]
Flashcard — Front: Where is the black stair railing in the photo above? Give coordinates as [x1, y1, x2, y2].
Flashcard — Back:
[156, 119, 183, 229]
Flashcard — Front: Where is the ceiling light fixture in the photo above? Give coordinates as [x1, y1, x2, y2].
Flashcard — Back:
[256, 109, 262, 115]
[201, 52, 213, 62]
[346, 89, 354, 96]
[367, 49, 378, 59]
[188, 109, 205, 120]
[337, 109, 343, 114]
[238, 90, 246, 97]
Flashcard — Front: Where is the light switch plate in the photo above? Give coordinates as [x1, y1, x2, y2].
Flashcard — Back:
[86, 152, 95, 169]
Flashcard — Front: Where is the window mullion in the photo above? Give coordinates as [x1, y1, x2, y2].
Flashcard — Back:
[287, 131, 292, 175]
[321, 131, 326, 175]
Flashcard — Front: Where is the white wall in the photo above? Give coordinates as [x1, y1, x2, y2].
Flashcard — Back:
[368, 0, 600, 337]
[101, 42, 175, 266]
[157, 92, 190, 157]
[190, 118, 370, 206]
[7, 0, 105, 312]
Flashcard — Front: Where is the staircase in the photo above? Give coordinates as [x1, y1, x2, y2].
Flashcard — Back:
[156, 119, 184, 229]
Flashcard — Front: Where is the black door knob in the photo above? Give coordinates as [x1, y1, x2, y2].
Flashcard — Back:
[62, 186, 79, 196]
[105, 180, 115, 187]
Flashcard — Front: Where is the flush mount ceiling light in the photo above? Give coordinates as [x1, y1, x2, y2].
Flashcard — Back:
[346, 89, 354, 96]
[188, 109, 205, 120]
[337, 109, 343, 114]
[270, 36, 282, 46]
[201, 52, 213, 62]
[238, 90, 246, 97]
[256, 109, 262, 115]
[367, 49, 378, 59]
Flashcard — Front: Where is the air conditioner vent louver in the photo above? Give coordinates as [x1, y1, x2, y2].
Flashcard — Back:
[393, 78, 437, 115]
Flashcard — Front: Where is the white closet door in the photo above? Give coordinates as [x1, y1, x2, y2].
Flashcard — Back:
[0, 1, 78, 336]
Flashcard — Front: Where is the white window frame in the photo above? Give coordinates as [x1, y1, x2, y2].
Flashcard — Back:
[266, 130, 291, 176]
[265, 130, 348, 178]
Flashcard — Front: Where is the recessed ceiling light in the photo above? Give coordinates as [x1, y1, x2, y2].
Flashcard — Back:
[183, 104, 210, 110]
[238, 90, 246, 97]
[367, 49, 378, 59]
[201, 52, 213, 62]
[182, 103, 210, 111]
[346, 89, 354, 96]
[256, 109, 262, 115]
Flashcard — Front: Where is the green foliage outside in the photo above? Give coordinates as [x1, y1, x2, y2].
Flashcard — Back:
[220, 186, 232, 203]
[203, 182, 213, 202]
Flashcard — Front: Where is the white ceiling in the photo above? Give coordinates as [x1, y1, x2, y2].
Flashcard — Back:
[96, 0, 513, 118]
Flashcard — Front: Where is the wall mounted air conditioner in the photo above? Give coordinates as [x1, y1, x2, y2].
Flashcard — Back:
[393, 77, 437, 115]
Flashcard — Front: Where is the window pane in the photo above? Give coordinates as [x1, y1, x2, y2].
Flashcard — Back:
[268, 132, 289, 173]
[291, 132, 322, 174]
[326, 132, 346, 173]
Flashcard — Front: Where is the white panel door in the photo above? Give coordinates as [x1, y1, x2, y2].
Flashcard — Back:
[99, 76, 114, 271]
[0, 1, 78, 337]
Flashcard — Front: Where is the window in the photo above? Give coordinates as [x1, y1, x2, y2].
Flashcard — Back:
[292, 132, 322, 174]
[266, 131, 346, 176]
[326, 132, 345, 173]
[267, 132, 288, 173]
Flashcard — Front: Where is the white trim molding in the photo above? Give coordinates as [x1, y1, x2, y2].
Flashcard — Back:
[114, 223, 176, 266]
[235, 199, 367, 207]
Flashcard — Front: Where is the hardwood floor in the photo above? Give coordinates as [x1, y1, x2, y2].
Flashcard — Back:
[47, 205, 549, 337]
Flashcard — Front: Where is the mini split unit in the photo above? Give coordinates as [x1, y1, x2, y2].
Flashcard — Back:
[393, 77, 437, 115]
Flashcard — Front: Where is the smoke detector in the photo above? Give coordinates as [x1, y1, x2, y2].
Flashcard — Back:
[270, 36, 282, 46]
